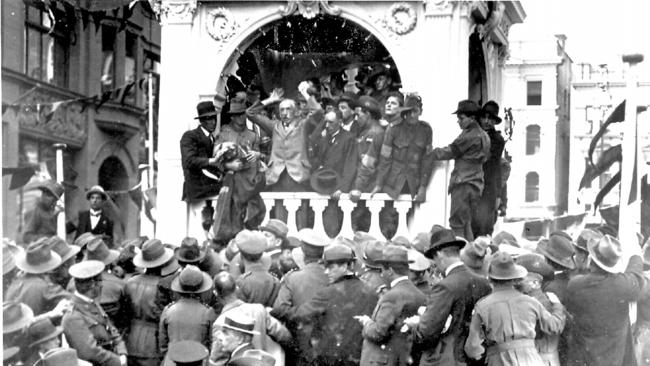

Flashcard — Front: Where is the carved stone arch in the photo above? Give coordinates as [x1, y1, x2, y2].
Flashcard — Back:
[91, 141, 137, 175]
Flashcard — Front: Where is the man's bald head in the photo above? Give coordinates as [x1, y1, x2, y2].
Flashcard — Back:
[213, 271, 237, 297]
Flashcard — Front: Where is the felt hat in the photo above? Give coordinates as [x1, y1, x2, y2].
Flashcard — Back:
[259, 220, 289, 248]
[37, 180, 64, 200]
[27, 317, 63, 348]
[407, 249, 430, 272]
[377, 245, 412, 265]
[588, 235, 625, 273]
[310, 168, 341, 196]
[3, 301, 34, 334]
[37, 348, 88, 366]
[395, 93, 421, 114]
[337, 91, 358, 108]
[357, 96, 381, 117]
[229, 349, 276, 366]
[161, 257, 181, 277]
[297, 228, 328, 258]
[391, 236, 411, 248]
[16, 238, 62, 274]
[516, 253, 554, 281]
[3, 346, 20, 361]
[479, 100, 502, 124]
[228, 97, 247, 114]
[488, 251, 528, 280]
[174, 237, 206, 263]
[85, 238, 118, 265]
[451, 99, 480, 116]
[498, 243, 530, 258]
[492, 231, 519, 247]
[167, 341, 209, 364]
[221, 312, 259, 335]
[362, 240, 385, 269]
[235, 230, 267, 256]
[353, 231, 376, 246]
[286, 236, 301, 249]
[46, 236, 81, 264]
[537, 232, 576, 270]
[171, 265, 213, 294]
[575, 229, 602, 254]
[133, 239, 174, 268]
[412, 232, 431, 254]
[194, 101, 218, 120]
[425, 229, 466, 259]
[73, 233, 97, 249]
[69, 260, 104, 280]
[323, 243, 355, 264]
[460, 237, 491, 270]
[85, 185, 107, 200]
[3, 241, 22, 275]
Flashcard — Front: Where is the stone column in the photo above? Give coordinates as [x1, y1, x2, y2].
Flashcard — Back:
[155, 0, 198, 243]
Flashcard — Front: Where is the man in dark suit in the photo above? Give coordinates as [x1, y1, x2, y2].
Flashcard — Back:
[405, 228, 491, 366]
[357, 245, 427, 366]
[75, 185, 114, 247]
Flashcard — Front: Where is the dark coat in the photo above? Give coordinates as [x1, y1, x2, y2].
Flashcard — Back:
[5, 273, 70, 315]
[413, 264, 491, 366]
[311, 129, 359, 192]
[472, 129, 505, 236]
[565, 256, 645, 366]
[293, 274, 379, 363]
[236, 262, 280, 307]
[360, 278, 427, 366]
[62, 293, 127, 366]
[180, 126, 222, 201]
[22, 203, 57, 244]
[124, 273, 165, 360]
[158, 297, 216, 355]
[75, 210, 114, 246]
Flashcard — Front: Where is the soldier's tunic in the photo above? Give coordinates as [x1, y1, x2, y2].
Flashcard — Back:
[354, 121, 386, 192]
[68, 271, 128, 333]
[62, 292, 127, 366]
[358, 267, 386, 295]
[125, 273, 165, 366]
[159, 297, 216, 357]
[6, 273, 70, 315]
[236, 262, 280, 307]
[215, 124, 260, 152]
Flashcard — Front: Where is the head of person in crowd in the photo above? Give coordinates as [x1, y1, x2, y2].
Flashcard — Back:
[322, 241, 356, 284]
[478, 100, 502, 131]
[228, 96, 248, 130]
[175, 237, 206, 267]
[260, 219, 289, 250]
[588, 234, 625, 274]
[371, 69, 392, 93]
[515, 253, 554, 295]
[574, 229, 603, 272]
[235, 230, 267, 264]
[26, 317, 62, 356]
[171, 265, 213, 301]
[35, 348, 86, 366]
[15, 237, 62, 276]
[229, 349, 276, 366]
[452, 99, 481, 130]
[377, 245, 411, 284]
[383, 91, 404, 119]
[488, 251, 528, 288]
[324, 109, 344, 138]
[356, 96, 382, 129]
[69, 260, 105, 300]
[167, 340, 209, 366]
[133, 238, 175, 275]
[594, 224, 617, 238]
[4, 301, 34, 344]
[399, 94, 423, 123]
[278, 99, 297, 126]
[407, 249, 430, 283]
[47, 236, 81, 288]
[195, 100, 219, 133]
[425, 228, 466, 275]
[115, 237, 144, 277]
[216, 312, 257, 354]
[537, 231, 576, 272]
[297, 228, 328, 264]
[213, 271, 238, 304]
[36, 180, 64, 211]
[361, 240, 385, 270]
[85, 185, 107, 212]
[321, 97, 336, 113]
[460, 236, 491, 276]
[337, 92, 357, 124]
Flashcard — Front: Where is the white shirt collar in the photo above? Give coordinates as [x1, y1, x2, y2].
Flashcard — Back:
[390, 276, 409, 288]
[90, 208, 102, 215]
[200, 126, 212, 138]
[445, 261, 464, 277]
[74, 291, 95, 303]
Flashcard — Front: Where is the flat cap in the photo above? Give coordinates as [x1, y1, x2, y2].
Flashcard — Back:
[235, 230, 267, 256]
[323, 244, 355, 264]
[69, 260, 105, 279]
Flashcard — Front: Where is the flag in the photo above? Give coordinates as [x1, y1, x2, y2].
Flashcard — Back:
[2, 166, 36, 190]
[594, 171, 621, 211]
[579, 144, 622, 190]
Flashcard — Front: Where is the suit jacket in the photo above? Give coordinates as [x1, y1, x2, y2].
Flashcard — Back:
[76, 210, 114, 246]
[361, 278, 427, 366]
[413, 264, 491, 366]
[311, 129, 359, 192]
[180, 126, 222, 201]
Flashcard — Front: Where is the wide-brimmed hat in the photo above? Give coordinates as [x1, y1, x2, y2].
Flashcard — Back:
[235, 230, 267, 256]
[407, 249, 430, 272]
[537, 232, 576, 270]
[515, 253, 554, 282]
[133, 239, 174, 268]
[460, 237, 491, 270]
[451, 99, 480, 116]
[310, 168, 341, 196]
[69, 260, 104, 280]
[228, 97, 247, 114]
[37, 180, 64, 200]
[361, 240, 385, 269]
[412, 232, 431, 254]
[479, 100, 502, 124]
[588, 235, 625, 273]
[3, 301, 34, 334]
[27, 317, 63, 348]
[161, 256, 181, 277]
[575, 229, 603, 254]
[168, 340, 209, 364]
[425, 228, 466, 259]
[489, 251, 528, 280]
[85, 238, 118, 265]
[357, 96, 381, 117]
[395, 93, 421, 114]
[85, 185, 107, 200]
[175, 237, 206, 263]
[323, 243, 355, 264]
[46, 236, 81, 264]
[73, 233, 96, 249]
[377, 245, 412, 265]
[171, 265, 213, 294]
[37, 348, 87, 366]
[3, 241, 22, 275]
[221, 312, 259, 335]
[194, 101, 218, 120]
[16, 238, 62, 274]
[229, 349, 276, 366]
[492, 231, 519, 247]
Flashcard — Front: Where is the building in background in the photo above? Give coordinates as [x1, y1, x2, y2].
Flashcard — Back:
[2, 0, 160, 244]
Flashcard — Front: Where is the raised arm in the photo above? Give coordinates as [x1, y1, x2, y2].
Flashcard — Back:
[246, 88, 284, 134]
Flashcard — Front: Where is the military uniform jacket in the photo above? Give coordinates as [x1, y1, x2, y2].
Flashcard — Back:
[355, 122, 386, 192]
[293, 274, 378, 362]
[358, 268, 386, 294]
[69, 271, 128, 332]
[75, 210, 114, 246]
[271, 262, 329, 321]
[215, 124, 260, 152]
[159, 297, 217, 355]
[360, 278, 427, 366]
[125, 273, 164, 359]
[63, 293, 127, 366]
[236, 262, 281, 307]
[413, 264, 491, 366]
[376, 119, 433, 199]
[5, 273, 70, 315]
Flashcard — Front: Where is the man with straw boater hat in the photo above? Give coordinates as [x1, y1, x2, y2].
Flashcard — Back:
[211, 312, 258, 365]
[465, 252, 565, 366]
[75, 185, 114, 247]
[22, 179, 65, 244]
[565, 235, 645, 366]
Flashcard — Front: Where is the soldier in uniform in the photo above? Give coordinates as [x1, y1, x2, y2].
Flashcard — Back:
[216, 96, 261, 153]
[62, 260, 127, 366]
[46, 236, 81, 289]
[271, 229, 329, 366]
[407, 249, 432, 296]
[290, 242, 378, 366]
[159, 265, 216, 360]
[235, 230, 280, 307]
[357, 240, 387, 294]
[260, 219, 299, 279]
[22, 180, 64, 244]
[351, 95, 385, 194]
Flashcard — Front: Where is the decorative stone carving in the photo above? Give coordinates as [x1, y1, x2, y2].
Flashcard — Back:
[206, 8, 239, 43]
[497, 44, 510, 67]
[155, 0, 197, 24]
[372, 2, 418, 39]
[424, 0, 453, 17]
[278, 0, 341, 19]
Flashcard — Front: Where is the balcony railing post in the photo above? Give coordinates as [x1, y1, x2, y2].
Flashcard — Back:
[283, 198, 301, 235]
[365, 199, 385, 240]
[394, 200, 412, 239]
[310, 198, 329, 238]
[338, 197, 356, 239]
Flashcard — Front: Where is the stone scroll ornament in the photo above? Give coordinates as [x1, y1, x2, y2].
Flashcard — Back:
[206, 8, 240, 43]
[278, 0, 342, 19]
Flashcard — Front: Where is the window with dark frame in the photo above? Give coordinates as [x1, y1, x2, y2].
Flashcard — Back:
[525, 172, 540, 202]
[124, 31, 138, 104]
[101, 25, 117, 93]
[24, 3, 69, 88]
[525, 124, 541, 155]
[527, 80, 542, 105]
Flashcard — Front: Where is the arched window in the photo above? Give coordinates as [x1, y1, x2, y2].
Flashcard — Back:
[525, 172, 540, 202]
[526, 125, 541, 155]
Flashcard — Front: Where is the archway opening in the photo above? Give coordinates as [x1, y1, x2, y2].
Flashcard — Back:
[98, 156, 129, 242]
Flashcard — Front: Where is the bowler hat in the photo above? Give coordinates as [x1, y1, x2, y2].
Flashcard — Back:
[16, 238, 62, 274]
[407, 249, 430, 272]
[362, 240, 385, 269]
[168, 341, 209, 364]
[3, 241, 22, 275]
[27, 317, 63, 348]
[310, 168, 341, 196]
[3, 302, 34, 334]
[357, 96, 381, 117]
[133, 239, 174, 268]
[451, 100, 480, 116]
[221, 312, 259, 335]
[460, 237, 491, 270]
[323, 243, 355, 264]
[588, 235, 625, 273]
[479, 101, 502, 124]
[235, 230, 267, 256]
[69, 260, 104, 280]
[377, 245, 412, 265]
[575, 229, 602, 253]
[171, 265, 213, 294]
[194, 101, 219, 120]
[175, 237, 206, 263]
[37, 180, 64, 200]
[516, 253, 554, 282]
[425, 228, 466, 259]
[488, 252, 528, 280]
[228, 97, 247, 114]
[85, 185, 107, 200]
[84, 238, 118, 265]
[46, 236, 81, 264]
[229, 349, 276, 366]
[537, 232, 576, 270]
[37, 348, 87, 366]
